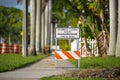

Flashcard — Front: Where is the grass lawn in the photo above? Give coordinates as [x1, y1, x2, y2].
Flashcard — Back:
[41, 56, 120, 80]
[70, 56, 120, 69]
[41, 76, 106, 80]
[0, 53, 48, 72]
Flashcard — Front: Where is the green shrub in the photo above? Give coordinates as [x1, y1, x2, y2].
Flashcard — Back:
[60, 44, 70, 50]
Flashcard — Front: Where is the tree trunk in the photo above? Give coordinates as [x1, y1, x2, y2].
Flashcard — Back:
[83, 37, 92, 57]
[30, 0, 36, 55]
[22, 0, 28, 56]
[36, 0, 42, 53]
[8, 33, 11, 44]
[41, 4, 45, 52]
[49, 0, 52, 51]
[116, 0, 120, 57]
[109, 0, 117, 56]
[97, 31, 108, 56]
[44, 2, 49, 47]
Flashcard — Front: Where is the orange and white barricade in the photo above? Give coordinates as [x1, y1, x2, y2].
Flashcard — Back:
[14, 44, 20, 53]
[1, 43, 9, 54]
[0, 43, 1, 54]
[54, 50, 80, 60]
[9, 44, 13, 53]
[54, 50, 80, 68]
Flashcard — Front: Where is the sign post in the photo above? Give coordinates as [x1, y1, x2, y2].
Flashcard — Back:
[55, 23, 58, 68]
[55, 27, 80, 68]
[77, 24, 80, 68]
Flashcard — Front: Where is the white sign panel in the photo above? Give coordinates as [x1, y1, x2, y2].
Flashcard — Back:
[55, 28, 80, 39]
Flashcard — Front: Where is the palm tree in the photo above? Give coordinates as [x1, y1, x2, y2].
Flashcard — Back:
[48, 0, 52, 51]
[41, 0, 49, 53]
[36, 0, 42, 53]
[116, 0, 120, 57]
[44, 2, 49, 47]
[29, 0, 36, 55]
[41, 7, 45, 52]
[18, 0, 29, 56]
[18, 0, 51, 54]
[109, 0, 117, 56]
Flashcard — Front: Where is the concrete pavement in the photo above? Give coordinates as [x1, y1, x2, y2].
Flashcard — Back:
[0, 55, 77, 80]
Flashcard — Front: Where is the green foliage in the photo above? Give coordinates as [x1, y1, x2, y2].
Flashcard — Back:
[52, 0, 109, 38]
[0, 54, 48, 72]
[59, 40, 70, 50]
[41, 76, 106, 80]
[0, 6, 9, 35]
[52, 0, 79, 27]
[53, 0, 109, 56]
[0, 6, 28, 43]
[70, 56, 120, 69]
[61, 44, 70, 50]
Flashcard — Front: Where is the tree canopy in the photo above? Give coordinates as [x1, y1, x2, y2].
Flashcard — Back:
[0, 6, 23, 43]
[52, 0, 109, 56]
[52, 0, 109, 37]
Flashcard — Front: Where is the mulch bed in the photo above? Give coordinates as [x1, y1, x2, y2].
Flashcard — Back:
[60, 68, 120, 80]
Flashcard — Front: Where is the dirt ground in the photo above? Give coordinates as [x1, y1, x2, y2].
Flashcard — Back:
[60, 68, 120, 80]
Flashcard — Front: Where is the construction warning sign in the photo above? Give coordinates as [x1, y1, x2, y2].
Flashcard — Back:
[55, 28, 80, 39]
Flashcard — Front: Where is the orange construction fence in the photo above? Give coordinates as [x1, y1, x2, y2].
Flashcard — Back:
[0, 43, 22, 54]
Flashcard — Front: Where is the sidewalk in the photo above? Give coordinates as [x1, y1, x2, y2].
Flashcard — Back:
[0, 55, 77, 80]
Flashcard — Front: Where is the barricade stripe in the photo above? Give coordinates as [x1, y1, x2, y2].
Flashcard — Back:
[62, 50, 75, 59]
[74, 51, 80, 57]
[68, 51, 80, 59]
[55, 51, 69, 59]
[54, 52, 62, 59]
[58, 51, 68, 59]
